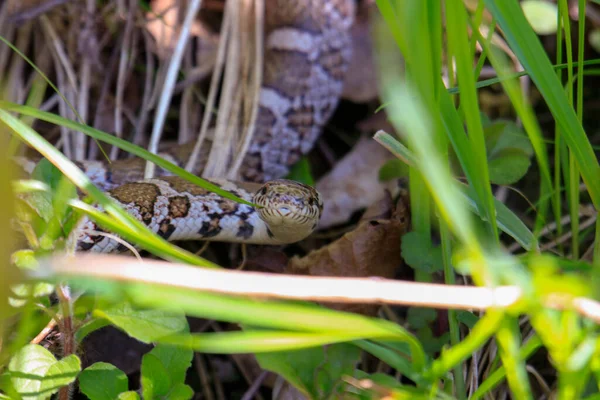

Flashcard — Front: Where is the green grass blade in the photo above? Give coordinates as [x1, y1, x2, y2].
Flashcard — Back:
[70, 200, 220, 268]
[484, 0, 600, 211]
[426, 310, 504, 381]
[495, 317, 533, 399]
[470, 182, 538, 250]
[477, 31, 553, 246]
[158, 331, 379, 354]
[471, 334, 543, 399]
[441, 219, 467, 400]
[0, 35, 83, 124]
[446, 0, 498, 239]
[447, 58, 600, 95]
[72, 277, 427, 369]
[382, 82, 479, 250]
[374, 131, 536, 250]
[355, 340, 426, 386]
[0, 101, 256, 207]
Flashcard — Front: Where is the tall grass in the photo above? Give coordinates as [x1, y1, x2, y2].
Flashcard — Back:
[375, 0, 600, 397]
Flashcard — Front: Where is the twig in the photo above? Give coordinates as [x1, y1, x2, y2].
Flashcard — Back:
[241, 371, 269, 400]
[185, 0, 231, 174]
[227, 0, 264, 179]
[6, 0, 70, 23]
[540, 215, 597, 251]
[55, 284, 75, 400]
[145, 0, 204, 179]
[30, 319, 58, 344]
[111, 0, 137, 160]
[194, 353, 215, 400]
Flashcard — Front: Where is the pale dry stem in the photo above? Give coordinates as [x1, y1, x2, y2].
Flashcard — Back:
[38, 254, 600, 325]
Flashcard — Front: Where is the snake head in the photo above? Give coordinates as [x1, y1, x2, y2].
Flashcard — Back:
[253, 179, 323, 244]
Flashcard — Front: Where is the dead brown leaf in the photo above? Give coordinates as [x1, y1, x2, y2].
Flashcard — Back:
[286, 191, 410, 316]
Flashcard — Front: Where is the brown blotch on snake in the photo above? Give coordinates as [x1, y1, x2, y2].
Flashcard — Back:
[162, 176, 213, 196]
[109, 182, 160, 226]
[168, 196, 191, 219]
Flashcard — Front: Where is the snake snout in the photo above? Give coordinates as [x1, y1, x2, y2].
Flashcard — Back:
[252, 179, 323, 243]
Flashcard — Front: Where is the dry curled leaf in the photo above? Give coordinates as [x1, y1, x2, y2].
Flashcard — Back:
[286, 191, 410, 316]
[316, 135, 398, 229]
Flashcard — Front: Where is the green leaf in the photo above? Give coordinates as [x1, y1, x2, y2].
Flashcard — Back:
[459, 185, 536, 251]
[8, 344, 80, 400]
[147, 343, 193, 386]
[456, 311, 480, 330]
[10, 282, 53, 299]
[141, 353, 171, 399]
[40, 355, 80, 396]
[521, 0, 558, 35]
[406, 307, 448, 356]
[31, 159, 70, 192]
[285, 157, 314, 186]
[355, 340, 423, 386]
[21, 159, 77, 227]
[75, 318, 112, 343]
[406, 307, 438, 330]
[488, 149, 532, 185]
[401, 232, 444, 273]
[18, 188, 53, 224]
[378, 159, 409, 181]
[486, 121, 534, 157]
[351, 371, 437, 399]
[78, 362, 128, 400]
[256, 343, 361, 399]
[589, 29, 600, 53]
[0, 372, 19, 399]
[11, 250, 39, 270]
[415, 328, 450, 355]
[167, 383, 194, 400]
[94, 303, 188, 343]
[9, 282, 54, 308]
[483, 121, 534, 185]
[117, 392, 141, 400]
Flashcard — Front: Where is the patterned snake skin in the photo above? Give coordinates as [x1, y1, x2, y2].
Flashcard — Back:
[20, 0, 355, 250]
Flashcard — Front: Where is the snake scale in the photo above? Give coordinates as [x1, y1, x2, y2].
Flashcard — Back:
[20, 0, 355, 251]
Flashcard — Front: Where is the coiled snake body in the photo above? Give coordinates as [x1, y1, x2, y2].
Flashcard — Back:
[20, 0, 354, 251]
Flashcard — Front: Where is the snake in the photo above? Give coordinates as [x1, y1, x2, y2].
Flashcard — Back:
[17, 0, 355, 251]
[75, 176, 323, 252]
